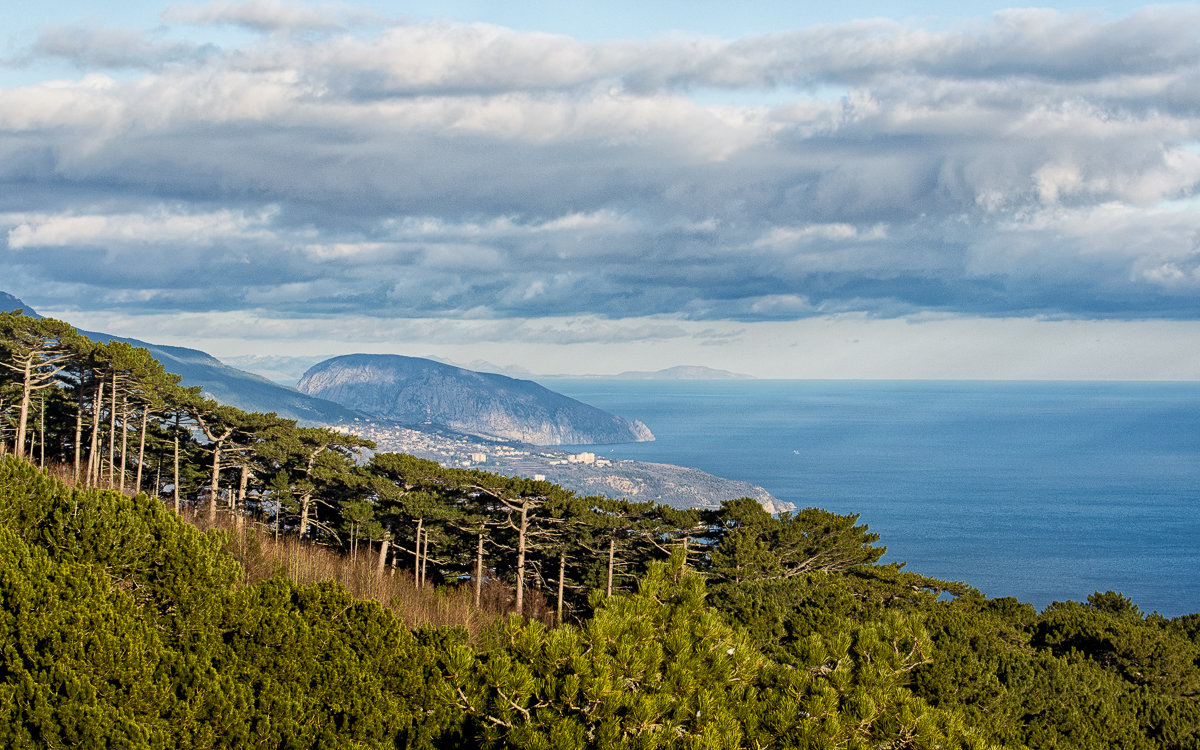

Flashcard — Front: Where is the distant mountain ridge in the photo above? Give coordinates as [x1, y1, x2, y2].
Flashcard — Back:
[298, 354, 655, 445]
[612, 365, 754, 380]
[0, 295, 360, 425]
[0, 293, 41, 319]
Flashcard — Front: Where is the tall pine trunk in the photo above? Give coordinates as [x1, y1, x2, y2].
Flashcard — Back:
[14, 358, 31, 459]
[606, 538, 615, 598]
[87, 380, 104, 487]
[107, 371, 116, 488]
[376, 536, 390, 577]
[73, 382, 85, 483]
[413, 518, 424, 588]
[474, 532, 484, 608]
[38, 395, 45, 468]
[236, 464, 250, 529]
[557, 552, 566, 625]
[420, 529, 429, 588]
[515, 504, 528, 615]
[172, 432, 180, 514]
[119, 397, 129, 493]
[135, 407, 148, 494]
[298, 491, 312, 539]
[208, 443, 222, 524]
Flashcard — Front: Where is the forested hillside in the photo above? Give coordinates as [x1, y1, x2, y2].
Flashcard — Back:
[3, 309, 1200, 748]
[0, 293, 360, 424]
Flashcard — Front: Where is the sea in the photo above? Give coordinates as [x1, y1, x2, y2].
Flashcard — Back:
[546, 380, 1200, 617]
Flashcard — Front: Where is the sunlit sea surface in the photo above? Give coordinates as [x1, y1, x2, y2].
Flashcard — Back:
[546, 380, 1200, 617]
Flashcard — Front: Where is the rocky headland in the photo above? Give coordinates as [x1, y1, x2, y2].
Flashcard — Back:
[299, 354, 654, 446]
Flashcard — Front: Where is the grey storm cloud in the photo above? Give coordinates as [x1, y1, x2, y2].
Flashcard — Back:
[31, 26, 216, 70]
[163, 0, 386, 34]
[3, 3, 1200, 325]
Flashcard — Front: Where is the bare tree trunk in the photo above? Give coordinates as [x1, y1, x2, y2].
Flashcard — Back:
[606, 538, 615, 598]
[87, 380, 104, 487]
[236, 464, 249, 529]
[376, 536, 390, 576]
[474, 532, 484, 608]
[413, 518, 423, 588]
[420, 528, 429, 588]
[14, 360, 30, 459]
[38, 394, 45, 468]
[135, 407, 148, 494]
[73, 384, 84, 482]
[208, 443, 222, 524]
[557, 552, 566, 625]
[119, 397, 129, 493]
[172, 433, 180, 514]
[107, 371, 117, 488]
[515, 504, 528, 615]
[14, 358, 33, 460]
[298, 492, 311, 539]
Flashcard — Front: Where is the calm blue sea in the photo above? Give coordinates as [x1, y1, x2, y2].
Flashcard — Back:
[545, 380, 1200, 617]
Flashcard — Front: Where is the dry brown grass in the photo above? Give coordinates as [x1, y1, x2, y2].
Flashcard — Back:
[224, 524, 504, 634]
[41, 461, 82, 488]
[202, 515, 537, 639]
[31, 458, 549, 639]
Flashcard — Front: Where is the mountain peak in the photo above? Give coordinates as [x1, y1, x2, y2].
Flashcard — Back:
[0, 292, 42, 319]
[298, 353, 654, 445]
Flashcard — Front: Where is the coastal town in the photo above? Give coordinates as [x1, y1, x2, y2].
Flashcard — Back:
[335, 417, 790, 512]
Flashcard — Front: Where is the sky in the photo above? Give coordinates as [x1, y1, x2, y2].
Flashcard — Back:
[3, 0, 1200, 380]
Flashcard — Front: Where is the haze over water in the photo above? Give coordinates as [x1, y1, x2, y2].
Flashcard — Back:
[549, 380, 1200, 617]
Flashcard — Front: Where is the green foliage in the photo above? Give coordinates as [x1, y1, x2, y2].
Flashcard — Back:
[445, 555, 764, 748]
[702, 498, 885, 585]
[0, 456, 465, 748]
[0, 454, 241, 631]
[444, 554, 994, 750]
[0, 525, 177, 747]
[911, 593, 1200, 749]
[5, 312, 1200, 749]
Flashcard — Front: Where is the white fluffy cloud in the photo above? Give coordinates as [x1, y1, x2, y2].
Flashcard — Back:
[3, 2, 1200, 338]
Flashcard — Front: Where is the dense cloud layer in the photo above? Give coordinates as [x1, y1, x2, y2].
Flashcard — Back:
[3, 2, 1200, 332]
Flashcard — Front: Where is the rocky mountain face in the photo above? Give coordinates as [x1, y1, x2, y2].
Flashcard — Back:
[298, 354, 655, 445]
